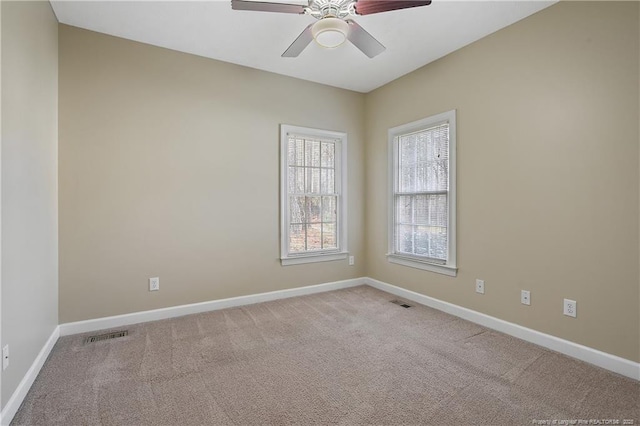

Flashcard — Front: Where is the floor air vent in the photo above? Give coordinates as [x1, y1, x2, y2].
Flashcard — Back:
[390, 300, 413, 308]
[85, 330, 128, 344]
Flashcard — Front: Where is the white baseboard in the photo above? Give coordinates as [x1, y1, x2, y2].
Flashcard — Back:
[60, 278, 365, 336]
[1, 326, 60, 426]
[364, 277, 640, 381]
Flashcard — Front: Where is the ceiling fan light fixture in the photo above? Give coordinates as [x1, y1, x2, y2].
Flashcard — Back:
[311, 17, 349, 49]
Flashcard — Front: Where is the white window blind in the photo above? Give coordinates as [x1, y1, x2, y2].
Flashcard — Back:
[395, 124, 449, 262]
[280, 125, 347, 266]
[388, 110, 457, 276]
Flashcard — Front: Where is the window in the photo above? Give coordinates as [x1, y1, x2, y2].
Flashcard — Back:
[388, 110, 457, 276]
[280, 125, 348, 265]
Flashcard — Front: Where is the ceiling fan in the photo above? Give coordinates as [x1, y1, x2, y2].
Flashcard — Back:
[231, 0, 432, 58]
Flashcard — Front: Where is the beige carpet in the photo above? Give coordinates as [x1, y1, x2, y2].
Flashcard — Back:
[12, 286, 639, 425]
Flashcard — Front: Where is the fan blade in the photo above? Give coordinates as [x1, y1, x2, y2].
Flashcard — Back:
[345, 20, 385, 58]
[282, 23, 314, 57]
[354, 0, 431, 16]
[231, 0, 306, 14]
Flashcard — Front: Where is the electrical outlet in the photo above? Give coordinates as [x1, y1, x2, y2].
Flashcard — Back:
[3, 345, 9, 370]
[349, 256, 355, 266]
[521, 290, 531, 305]
[149, 277, 160, 292]
[475, 279, 485, 294]
[563, 299, 577, 318]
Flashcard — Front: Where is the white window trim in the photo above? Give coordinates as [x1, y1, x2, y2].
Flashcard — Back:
[387, 110, 457, 276]
[280, 124, 348, 266]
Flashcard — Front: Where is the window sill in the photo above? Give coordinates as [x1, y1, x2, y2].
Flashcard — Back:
[281, 252, 348, 266]
[387, 254, 457, 277]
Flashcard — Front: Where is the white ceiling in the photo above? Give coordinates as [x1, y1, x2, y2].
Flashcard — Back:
[50, 0, 555, 93]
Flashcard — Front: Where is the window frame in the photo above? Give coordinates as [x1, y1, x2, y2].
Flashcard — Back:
[280, 124, 348, 266]
[387, 110, 457, 277]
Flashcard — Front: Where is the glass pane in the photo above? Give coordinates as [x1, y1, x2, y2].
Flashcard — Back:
[305, 139, 321, 167]
[288, 167, 305, 194]
[400, 135, 416, 166]
[426, 160, 448, 191]
[320, 169, 327, 194]
[396, 195, 413, 224]
[288, 138, 295, 165]
[430, 194, 448, 227]
[289, 224, 305, 253]
[321, 142, 335, 168]
[431, 125, 449, 162]
[396, 224, 414, 254]
[290, 196, 306, 224]
[415, 226, 429, 256]
[322, 196, 336, 222]
[306, 168, 320, 194]
[288, 138, 304, 167]
[288, 166, 295, 194]
[395, 222, 447, 259]
[417, 136, 428, 163]
[399, 164, 415, 193]
[320, 169, 334, 194]
[414, 195, 427, 225]
[416, 226, 447, 260]
[398, 124, 449, 193]
[416, 162, 427, 192]
[322, 222, 337, 249]
[306, 223, 322, 250]
[306, 196, 322, 223]
[414, 194, 448, 226]
[409, 195, 448, 260]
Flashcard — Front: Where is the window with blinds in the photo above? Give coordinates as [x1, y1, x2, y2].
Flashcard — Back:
[388, 110, 457, 276]
[280, 125, 348, 265]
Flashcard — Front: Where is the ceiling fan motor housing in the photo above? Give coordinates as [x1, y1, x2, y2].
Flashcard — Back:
[312, 17, 350, 48]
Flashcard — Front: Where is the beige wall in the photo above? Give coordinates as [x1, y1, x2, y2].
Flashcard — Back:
[58, 25, 365, 323]
[1, 1, 59, 408]
[365, 1, 639, 362]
